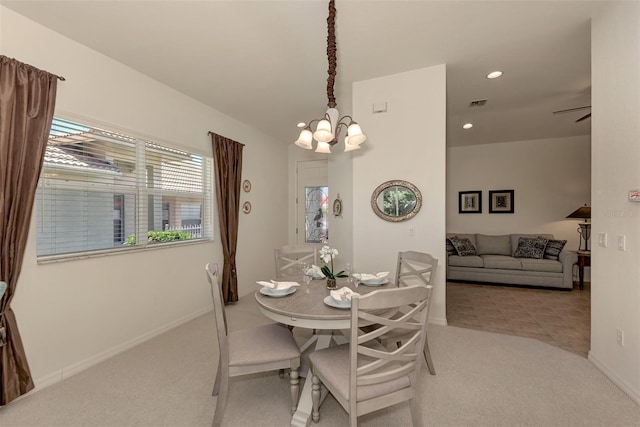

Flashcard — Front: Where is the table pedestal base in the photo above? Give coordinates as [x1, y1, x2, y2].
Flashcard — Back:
[291, 330, 344, 427]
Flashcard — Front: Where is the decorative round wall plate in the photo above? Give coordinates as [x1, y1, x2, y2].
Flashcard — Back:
[243, 180, 252, 192]
[332, 194, 343, 216]
[242, 201, 252, 214]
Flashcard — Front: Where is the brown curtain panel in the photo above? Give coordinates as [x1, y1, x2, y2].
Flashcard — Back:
[0, 56, 58, 405]
[210, 133, 244, 304]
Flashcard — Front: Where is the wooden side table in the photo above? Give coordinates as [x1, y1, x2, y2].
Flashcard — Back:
[576, 251, 591, 290]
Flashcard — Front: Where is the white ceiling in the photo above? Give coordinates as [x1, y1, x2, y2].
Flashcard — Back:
[2, 0, 602, 147]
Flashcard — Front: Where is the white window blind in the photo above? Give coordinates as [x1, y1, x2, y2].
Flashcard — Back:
[36, 117, 213, 259]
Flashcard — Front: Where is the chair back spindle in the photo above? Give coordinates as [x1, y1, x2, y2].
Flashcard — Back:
[205, 263, 229, 359]
[396, 251, 438, 288]
[274, 245, 318, 279]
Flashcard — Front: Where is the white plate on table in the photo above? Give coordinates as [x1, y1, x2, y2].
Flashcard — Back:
[359, 278, 389, 286]
[260, 287, 296, 297]
[323, 296, 351, 309]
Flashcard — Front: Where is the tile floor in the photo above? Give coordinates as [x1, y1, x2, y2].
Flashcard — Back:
[446, 281, 590, 357]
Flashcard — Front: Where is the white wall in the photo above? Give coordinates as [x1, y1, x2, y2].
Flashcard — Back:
[352, 65, 447, 325]
[1, 7, 287, 388]
[447, 136, 591, 252]
[590, 2, 640, 403]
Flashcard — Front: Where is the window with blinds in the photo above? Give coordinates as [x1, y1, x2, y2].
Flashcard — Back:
[36, 117, 213, 259]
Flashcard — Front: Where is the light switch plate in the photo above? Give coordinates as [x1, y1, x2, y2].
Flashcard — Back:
[372, 102, 388, 114]
[617, 235, 626, 251]
[598, 233, 608, 248]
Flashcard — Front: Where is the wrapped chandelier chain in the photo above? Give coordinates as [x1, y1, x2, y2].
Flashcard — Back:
[326, 0, 337, 109]
[293, 0, 367, 152]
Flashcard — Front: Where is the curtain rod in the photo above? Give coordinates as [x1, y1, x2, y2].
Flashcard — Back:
[57, 75, 66, 81]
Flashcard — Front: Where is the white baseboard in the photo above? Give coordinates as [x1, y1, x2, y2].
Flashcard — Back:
[32, 306, 213, 392]
[429, 316, 448, 327]
[588, 351, 640, 405]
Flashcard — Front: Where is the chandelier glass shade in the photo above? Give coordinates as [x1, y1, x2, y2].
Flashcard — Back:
[294, 0, 367, 153]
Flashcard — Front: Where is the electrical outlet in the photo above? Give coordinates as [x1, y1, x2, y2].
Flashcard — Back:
[617, 329, 624, 346]
[598, 233, 608, 248]
[617, 235, 626, 251]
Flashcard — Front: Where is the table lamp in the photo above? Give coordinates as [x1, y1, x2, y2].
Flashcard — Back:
[566, 204, 591, 251]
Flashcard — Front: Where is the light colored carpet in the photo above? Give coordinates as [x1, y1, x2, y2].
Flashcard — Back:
[1, 294, 638, 427]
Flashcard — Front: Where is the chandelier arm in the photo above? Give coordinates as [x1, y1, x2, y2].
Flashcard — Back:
[306, 118, 322, 129]
[326, 0, 337, 109]
[335, 121, 348, 137]
[338, 115, 355, 124]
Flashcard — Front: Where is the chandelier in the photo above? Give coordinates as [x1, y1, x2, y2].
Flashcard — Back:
[294, 0, 367, 153]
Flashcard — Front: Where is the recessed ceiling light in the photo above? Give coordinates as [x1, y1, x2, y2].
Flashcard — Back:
[463, 123, 473, 129]
[296, 122, 307, 128]
[486, 71, 503, 79]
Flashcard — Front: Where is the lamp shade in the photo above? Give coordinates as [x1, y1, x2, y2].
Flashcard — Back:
[313, 119, 334, 143]
[346, 122, 366, 145]
[344, 136, 361, 152]
[315, 141, 332, 153]
[566, 204, 591, 220]
[294, 129, 313, 149]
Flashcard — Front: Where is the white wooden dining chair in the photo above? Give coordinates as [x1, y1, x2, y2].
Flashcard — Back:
[309, 285, 432, 427]
[394, 251, 438, 375]
[205, 263, 301, 426]
[274, 245, 318, 279]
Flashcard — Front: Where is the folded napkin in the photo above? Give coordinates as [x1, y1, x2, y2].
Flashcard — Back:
[305, 264, 325, 278]
[330, 287, 360, 302]
[353, 272, 389, 282]
[256, 280, 300, 290]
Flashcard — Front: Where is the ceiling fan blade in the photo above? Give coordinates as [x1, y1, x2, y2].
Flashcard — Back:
[553, 105, 591, 115]
[575, 113, 591, 122]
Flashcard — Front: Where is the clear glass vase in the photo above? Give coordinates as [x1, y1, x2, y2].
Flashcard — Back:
[326, 278, 337, 289]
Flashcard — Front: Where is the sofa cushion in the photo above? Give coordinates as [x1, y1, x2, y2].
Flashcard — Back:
[513, 237, 549, 259]
[448, 255, 484, 268]
[446, 238, 457, 255]
[475, 234, 511, 256]
[448, 237, 478, 256]
[447, 233, 477, 248]
[543, 239, 567, 260]
[481, 255, 522, 270]
[510, 234, 553, 255]
[520, 258, 563, 273]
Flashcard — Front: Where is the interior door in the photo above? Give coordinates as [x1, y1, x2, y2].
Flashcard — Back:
[296, 159, 328, 245]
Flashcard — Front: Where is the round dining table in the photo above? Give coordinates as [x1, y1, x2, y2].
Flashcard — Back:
[255, 277, 393, 427]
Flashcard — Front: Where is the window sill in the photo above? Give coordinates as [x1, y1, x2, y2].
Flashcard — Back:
[36, 238, 214, 265]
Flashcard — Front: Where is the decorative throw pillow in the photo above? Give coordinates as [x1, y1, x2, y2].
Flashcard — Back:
[446, 237, 457, 255]
[448, 237, 478, 257]
[543, 239, 567, 260]
[513, 237, 548, 259]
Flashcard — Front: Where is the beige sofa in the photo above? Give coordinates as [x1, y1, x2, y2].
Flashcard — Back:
[446, 233, 578, 289]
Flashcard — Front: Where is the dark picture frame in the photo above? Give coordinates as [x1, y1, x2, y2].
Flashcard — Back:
[458, 191, 482, 213]
[489, 189, 515, 213]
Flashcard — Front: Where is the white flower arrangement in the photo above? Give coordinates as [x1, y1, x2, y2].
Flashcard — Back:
[319, 245, 348, 280]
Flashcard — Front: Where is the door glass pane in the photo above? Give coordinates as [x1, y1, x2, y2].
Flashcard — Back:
[305, 186, 328, 243]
